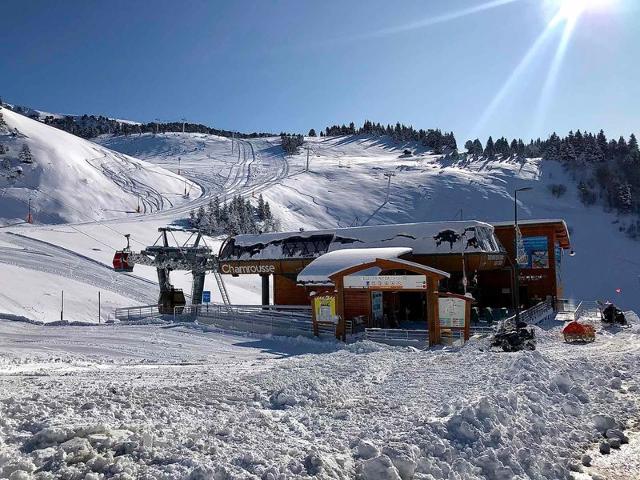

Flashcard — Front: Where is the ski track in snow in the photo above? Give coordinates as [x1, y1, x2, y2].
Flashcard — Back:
[0, 232, 157, 304]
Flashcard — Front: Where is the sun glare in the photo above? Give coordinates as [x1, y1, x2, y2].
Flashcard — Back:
[554, 0, 615, 20]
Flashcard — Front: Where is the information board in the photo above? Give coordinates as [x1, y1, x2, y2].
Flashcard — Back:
[439, 297, 466, 328]
[314, 296, 337, 323]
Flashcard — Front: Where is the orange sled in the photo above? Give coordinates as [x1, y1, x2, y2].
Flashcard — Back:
[562, 321, 596, 343]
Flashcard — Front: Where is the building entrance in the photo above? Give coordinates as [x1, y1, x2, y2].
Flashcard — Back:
[382, 291, 427, 328]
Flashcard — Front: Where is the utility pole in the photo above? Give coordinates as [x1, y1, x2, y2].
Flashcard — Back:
[61, 290, 64, 321]
[177, 157, 181, 175]
[513, 187, 532, 326]
[384, 172, 395, 203]
[231, 133, 234, 154]
[181, 118, 187, 134]
[154, 118, 161, 135]
[460, 229, 468, 295]
[26, 197, 33, 224]
[98, 291, 101, 324]
[305, 146, 310, 172]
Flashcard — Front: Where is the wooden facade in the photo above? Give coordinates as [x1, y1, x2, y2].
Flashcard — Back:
[487, 220, 571, 309]
[218, 220, 571, 313]
[324, 258, 448, 345]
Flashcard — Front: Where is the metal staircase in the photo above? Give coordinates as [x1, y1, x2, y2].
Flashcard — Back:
[213, 270, 232, 307]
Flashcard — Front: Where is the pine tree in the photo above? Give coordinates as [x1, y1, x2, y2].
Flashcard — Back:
[464, 140, 474, 153]
[308, 128, 317, 137]
[472, 139, 483, 156]
[484, 136, 495, 158]
[629, 133, 639, 153]
[19, 144, 33, 163]
[257, 194, 266, 220]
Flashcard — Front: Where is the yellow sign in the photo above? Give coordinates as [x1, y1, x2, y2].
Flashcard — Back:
[314, 295, 337, 323]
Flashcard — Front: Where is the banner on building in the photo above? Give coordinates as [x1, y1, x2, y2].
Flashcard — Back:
[344, 275, 427, 290]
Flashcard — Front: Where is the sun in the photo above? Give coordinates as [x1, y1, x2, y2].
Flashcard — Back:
[553, 0, 616, 20]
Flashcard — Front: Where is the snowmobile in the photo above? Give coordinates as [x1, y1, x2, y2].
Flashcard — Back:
[562, 320, 596, 343]
[491, 319, 536, 352]
[599, 302, 627, 326]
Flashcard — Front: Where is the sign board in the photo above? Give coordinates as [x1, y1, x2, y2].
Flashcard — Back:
[344, 275, 427, 290]
[314, 295, 337, 323]
[220, 263, 276, 275]
[439, 297, 466, 328]
[202, 291, 211, 303]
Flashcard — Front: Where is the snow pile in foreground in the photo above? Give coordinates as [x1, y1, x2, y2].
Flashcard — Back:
[1, 320, 639, 479]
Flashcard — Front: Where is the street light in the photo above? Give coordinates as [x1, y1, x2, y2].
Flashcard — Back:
[514, 187, 532, 326]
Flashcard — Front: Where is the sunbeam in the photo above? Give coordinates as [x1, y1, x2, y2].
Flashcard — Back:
[468, 12, 564, 140]
[348, 0, 523, 41]
[530, 15, 579, 138]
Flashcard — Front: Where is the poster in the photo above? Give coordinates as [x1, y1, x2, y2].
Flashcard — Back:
[522, 236, 549, 268]
[439, 297, 466, 328]
[314, 296, 337, 323]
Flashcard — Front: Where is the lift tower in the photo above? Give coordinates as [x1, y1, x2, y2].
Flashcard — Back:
[113, 228, 220, 313]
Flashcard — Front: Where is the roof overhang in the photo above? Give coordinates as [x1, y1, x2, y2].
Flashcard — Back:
[491, 219, 571, 249]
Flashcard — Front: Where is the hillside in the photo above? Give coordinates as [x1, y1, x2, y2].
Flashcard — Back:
[0, 128, 637, 322]
[0, 108, 200, 224]
[100, 133, 640, 312]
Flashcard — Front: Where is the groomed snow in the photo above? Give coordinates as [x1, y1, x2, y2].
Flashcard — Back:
[0, 108, 200, 224]
[0, 316, 639, 479]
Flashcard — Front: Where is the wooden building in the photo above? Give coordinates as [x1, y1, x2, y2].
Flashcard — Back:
[217, 219, 572, 323]
[479, 219, 571, 309]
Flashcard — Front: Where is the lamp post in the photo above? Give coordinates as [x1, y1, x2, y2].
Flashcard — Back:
[514, 187, 532, 325]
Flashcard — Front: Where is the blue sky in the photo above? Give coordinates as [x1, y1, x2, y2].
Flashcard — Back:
[2, 0, 638, 142]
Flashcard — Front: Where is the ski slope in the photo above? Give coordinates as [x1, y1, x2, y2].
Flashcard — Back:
[0, 108, 199, 224]
[1, 127, 639, 321]
[101, 133, 640, 312]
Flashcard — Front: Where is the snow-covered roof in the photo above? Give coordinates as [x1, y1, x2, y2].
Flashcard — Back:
[491, 219, 567, 227]
[297, 247, 412, 285]
[219, 220, 503, 261]
[491, 219, 571, 248]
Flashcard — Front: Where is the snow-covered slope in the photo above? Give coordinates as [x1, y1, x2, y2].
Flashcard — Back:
[101, 133, 640, 312]
[0, 108, 199, 224]
[1, 128, 638, 322]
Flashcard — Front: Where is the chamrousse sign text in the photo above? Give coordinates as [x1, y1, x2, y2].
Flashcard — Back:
[220, 263, 276, 275]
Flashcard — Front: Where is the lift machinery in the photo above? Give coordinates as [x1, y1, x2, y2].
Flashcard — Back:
[113, 228, 230, 314]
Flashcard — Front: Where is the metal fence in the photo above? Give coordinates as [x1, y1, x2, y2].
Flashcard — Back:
[176, 304, 315, 338]
[364, 328, 430, 348]
[114, 304, 164, 321]
[574, 301, 602, 321]
[470, 325, 496, 335]
[516, 298, 555, 325]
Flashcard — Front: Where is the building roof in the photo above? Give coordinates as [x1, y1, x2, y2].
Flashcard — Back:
[297, 247, 413, 285]
[219, 220, 503, 262]
[298, 247, 451, 286]
[491, 219, 571, 249]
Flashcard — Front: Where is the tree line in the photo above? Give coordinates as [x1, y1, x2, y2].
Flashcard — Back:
[319, 120, 457, 154]
[1, 103, 277, 140]
[189, 194, 279, 236]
